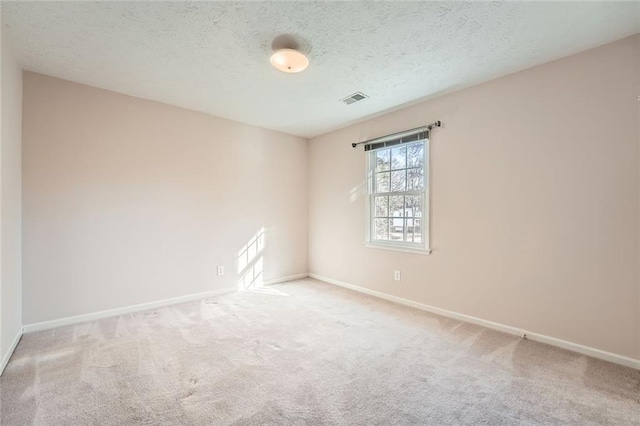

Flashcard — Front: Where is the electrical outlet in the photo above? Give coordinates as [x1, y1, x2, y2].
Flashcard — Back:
[217, 266, 224, 276]
[394, 270, 401, 281]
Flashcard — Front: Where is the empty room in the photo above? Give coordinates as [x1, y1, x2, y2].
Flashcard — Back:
[0, 1, 639, 424]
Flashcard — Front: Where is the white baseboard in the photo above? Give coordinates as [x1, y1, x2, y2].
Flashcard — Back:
[263, 273, 309, 286]
[23, 286, 238, 334]
[309, 273, 640, 370]
[23, 273, 309, 334]
[0, 327, 24, 376]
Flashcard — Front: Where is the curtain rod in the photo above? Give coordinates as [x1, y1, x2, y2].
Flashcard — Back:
[351, 121, 441, 148]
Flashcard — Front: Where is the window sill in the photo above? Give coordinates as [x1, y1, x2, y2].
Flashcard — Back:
[365, 242, 431, 255]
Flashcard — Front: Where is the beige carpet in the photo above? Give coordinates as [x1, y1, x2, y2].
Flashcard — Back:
[1, 278, 638, 425]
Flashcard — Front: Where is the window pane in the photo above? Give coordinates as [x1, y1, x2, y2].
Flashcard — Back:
[390, 170, 406, 192]
[390, 217, 404, 241]
[407, 143, 424, 168]
[375, 218, 389, 240]
[405, 195, 422, 217]
[406, 218, 414, 242]
[390, 195, 404, 217]
[414, 219, 422, 243]
[375, 149, 390, 172]
[375, 172, 390, 193]
[391, 146, 406, 170]
[374, 196, 388, 217]
[407, 167, 424, 190]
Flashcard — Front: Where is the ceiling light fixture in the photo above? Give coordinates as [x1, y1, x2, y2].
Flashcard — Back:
[270, 48, 309, 73]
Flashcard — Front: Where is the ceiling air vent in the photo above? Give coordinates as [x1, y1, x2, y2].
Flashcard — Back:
[340, 92, 368, 105]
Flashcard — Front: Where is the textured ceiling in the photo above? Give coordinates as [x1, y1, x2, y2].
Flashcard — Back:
[2, 1, 639, 137]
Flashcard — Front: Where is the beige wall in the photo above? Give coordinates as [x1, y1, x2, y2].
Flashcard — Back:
[22, 72, 308, 324]
[309, 35, 640, 360]
[1, 24, 23, 357]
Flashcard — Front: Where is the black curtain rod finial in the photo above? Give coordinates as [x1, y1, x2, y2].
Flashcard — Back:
[427, 120, 441, 130]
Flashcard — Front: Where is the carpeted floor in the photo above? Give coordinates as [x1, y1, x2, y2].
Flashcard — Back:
[1, 278, 638, 425]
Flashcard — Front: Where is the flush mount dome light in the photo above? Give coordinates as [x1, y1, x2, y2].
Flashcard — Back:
[270, 48, 309, 73]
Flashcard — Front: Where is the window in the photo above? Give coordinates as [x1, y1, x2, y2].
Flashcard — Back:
[366, 138, 429, 253]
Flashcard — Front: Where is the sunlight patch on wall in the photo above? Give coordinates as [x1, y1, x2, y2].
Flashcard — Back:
[238, 228, 265, 290]
[350, 181, 366, 202]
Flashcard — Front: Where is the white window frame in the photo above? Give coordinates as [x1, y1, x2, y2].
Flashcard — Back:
[365, 138, 431, 255]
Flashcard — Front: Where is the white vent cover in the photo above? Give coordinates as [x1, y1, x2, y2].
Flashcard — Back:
[340, 92, 368, 105]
